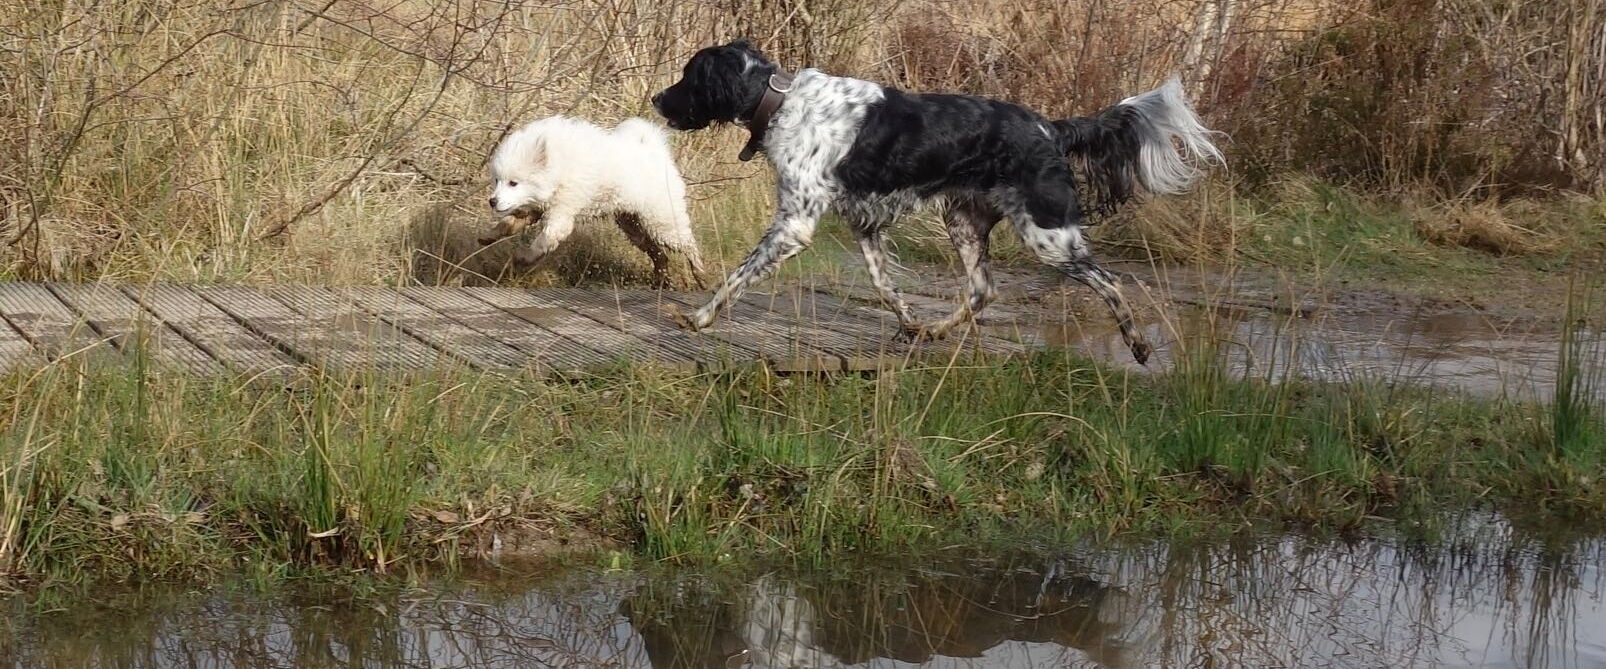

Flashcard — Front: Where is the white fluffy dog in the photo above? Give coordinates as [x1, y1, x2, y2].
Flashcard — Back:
[483, 116, 708, 287]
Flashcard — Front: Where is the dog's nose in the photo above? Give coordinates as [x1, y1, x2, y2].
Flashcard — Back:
[487, 196, 497, 208]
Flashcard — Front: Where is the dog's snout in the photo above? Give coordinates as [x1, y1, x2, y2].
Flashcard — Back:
[651, 92, 663, 108]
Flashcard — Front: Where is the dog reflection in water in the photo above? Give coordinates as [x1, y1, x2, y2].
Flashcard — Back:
[623, 564, 1130, 668]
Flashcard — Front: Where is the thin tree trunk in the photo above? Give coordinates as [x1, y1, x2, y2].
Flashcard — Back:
[1181, 0, 1220, 88]
[1559, 0, 1594, 178]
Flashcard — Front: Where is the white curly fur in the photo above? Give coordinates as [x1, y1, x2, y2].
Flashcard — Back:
[484, 116, 707, 287]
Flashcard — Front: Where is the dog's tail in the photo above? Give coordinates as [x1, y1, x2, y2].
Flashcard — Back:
[1052, 77, 1223, 217]
[613, 118, 671, 148]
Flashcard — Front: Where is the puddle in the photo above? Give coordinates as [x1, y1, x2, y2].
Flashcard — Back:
[887, 265, 1604, 403]
[819, 262, 1603, 402]
[6, 516, 1603, 668]
[1031, 302, 1602, 403]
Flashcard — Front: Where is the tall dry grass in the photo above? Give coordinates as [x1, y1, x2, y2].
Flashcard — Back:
[1, 0, 1600, 284]
[0, 0, 817, 283]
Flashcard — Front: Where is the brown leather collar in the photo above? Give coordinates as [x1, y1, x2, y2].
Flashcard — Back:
[738, 71, 794, 161]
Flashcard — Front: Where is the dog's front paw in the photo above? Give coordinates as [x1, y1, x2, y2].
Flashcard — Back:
[1130, 340, 1153, 366]
[511, 248, 543, 270]
[895, 323, 954, 344]
[664, 304, 702, 331]
[894, 325, 930, 344]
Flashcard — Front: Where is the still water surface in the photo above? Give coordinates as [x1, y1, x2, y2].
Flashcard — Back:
[5, 515, 1602, 668]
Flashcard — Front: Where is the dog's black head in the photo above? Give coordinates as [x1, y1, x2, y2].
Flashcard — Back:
[652, 39, 776, 131]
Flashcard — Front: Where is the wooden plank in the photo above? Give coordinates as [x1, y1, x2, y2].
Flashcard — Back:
[123, 284, 296, 378]
[463, 287, 702, 372]
[659, 289, 894, 371]
[193, 285, 419, 371]
[731, 290, 893, 371]
[644, 290, 847, 373]
[753, 287, 1026, 362]
[0, 283, 118, 364]
[808, 284, 1027, 358]
[667, 290, 852, 373]
[258, 284, 451, 371]
[399, 287, 616, 372]
[47, 283, 223, 376]
[537, 287, 765, 371]
[341, 286, 527, 370]
[0, 280, 1036, 379]
[0, 317, 41, 375]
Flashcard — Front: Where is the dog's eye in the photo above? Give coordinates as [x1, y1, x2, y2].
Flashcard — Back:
[508, 181, 518, 187]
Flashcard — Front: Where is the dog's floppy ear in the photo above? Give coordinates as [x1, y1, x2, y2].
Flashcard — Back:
[724, 38, 769, 74]
[726, 38, 766, 59]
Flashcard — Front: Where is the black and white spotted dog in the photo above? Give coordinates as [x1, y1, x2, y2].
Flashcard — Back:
[652, 39, 1222, 364]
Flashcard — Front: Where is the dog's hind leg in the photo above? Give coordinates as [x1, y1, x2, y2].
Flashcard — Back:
[1066, 255, 1150, 364]
[654, 215, 711, 289]
[681, 245, 710, 290]
[914, 199, 1002, 341]
[614, 212, 674, 288]
[1008, 181, 1152, 364]
[672, 199, 826, 331]
[851, 225, 918, 333]
[1017, 217, 1151, 365]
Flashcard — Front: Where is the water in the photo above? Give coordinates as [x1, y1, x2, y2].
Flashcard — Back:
[1038, 300, 1602, 403]
[828, 262, 1602, 403]
[959, 268, 1604, 403]
[6, 516, 1603, 668]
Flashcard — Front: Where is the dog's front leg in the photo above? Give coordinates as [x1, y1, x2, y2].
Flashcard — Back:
[852, 228, 919, 334]
[671, 210, 821, 331]
[478, 213, 531, 246]
[513, 209, 577, 268]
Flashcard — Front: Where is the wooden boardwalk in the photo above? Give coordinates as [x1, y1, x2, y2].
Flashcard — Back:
[0, 283, 1025, 378]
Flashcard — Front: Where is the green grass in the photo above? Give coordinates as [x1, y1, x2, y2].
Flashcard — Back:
[3, 331, 1603, 595]
[1237, 183, 1498, 283]
[1083, 179, 1606, 308]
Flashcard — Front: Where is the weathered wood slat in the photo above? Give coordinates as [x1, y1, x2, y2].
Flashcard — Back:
[193, 285, 424, 371]
[399, 287, 616, 372]
[0, 283, 118, 364]
[648, 288, 867, 367]
[644, 290, 847, 373]
[341, 286, 526, 370]
[465, 287, 700, 372]
[0, 318, 40, 374]
[192, 285, 331, 367]
[749, 288, 1026, 362]
[123, 284, 296, 377]
[810, 283, 1027, 357]
[0, 282, 1028, 376]
[259, 285, 449, 371]
[738, 287, 1014, 367]
[47, 283, 223, 376]
[538, 287, 763, 370]
[731, 290, 893, 371]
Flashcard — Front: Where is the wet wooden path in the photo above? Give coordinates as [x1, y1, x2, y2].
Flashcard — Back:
[0, 283, 1024, 378]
